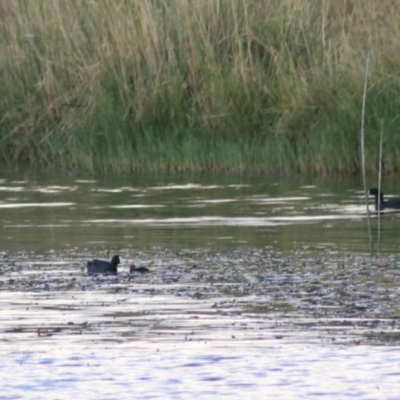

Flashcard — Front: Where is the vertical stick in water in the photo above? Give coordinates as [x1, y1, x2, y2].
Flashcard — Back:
[377, 118, 384, 249]
[361, 35, 372, 247]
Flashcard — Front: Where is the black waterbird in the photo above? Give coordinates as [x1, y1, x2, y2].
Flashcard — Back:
[129, 263, 150, 274]
[87, 255, 121, 275]
[368, 188, 400, 211]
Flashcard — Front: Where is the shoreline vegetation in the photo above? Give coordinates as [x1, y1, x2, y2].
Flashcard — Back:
[1, 1, 400, 174]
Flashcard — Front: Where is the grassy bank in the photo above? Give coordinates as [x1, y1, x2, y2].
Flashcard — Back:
[1, 0, 400, 174]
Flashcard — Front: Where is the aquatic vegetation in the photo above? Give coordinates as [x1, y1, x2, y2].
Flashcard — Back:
[1, 246, 400, 346]
[1, 1, 400, 174]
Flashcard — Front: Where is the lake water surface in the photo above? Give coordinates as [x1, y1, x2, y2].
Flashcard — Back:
[1, 172, 400, 399]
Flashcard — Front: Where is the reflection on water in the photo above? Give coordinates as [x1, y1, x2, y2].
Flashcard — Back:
[0, 246, 400, 399]
[3, 343, 399, 399]
[0, 172, 398, 254]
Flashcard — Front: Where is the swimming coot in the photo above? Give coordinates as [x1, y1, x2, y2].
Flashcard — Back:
[87, 255, 120, 275]
[129, 263, 150, 274]
[369, 188, 400, 211]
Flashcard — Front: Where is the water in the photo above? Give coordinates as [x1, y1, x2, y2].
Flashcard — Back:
[3, 345, 400, 399]
[1, 172, 398, 254]
[1, 172, 400, 399]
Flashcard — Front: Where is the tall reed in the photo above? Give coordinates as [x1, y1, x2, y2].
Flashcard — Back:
[1, 1, 400, 173]
[377, 118, 384, 249]
[360, 34, 372, 247]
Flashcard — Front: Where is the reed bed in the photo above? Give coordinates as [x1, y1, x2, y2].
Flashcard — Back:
[1, 0, 400, 173]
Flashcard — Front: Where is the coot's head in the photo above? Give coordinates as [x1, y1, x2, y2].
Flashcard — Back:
[369, 188, 382, 196]
[110, 255, 121, 267]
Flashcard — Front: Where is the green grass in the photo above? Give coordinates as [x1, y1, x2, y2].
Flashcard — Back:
[0, 0, 400, 174]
